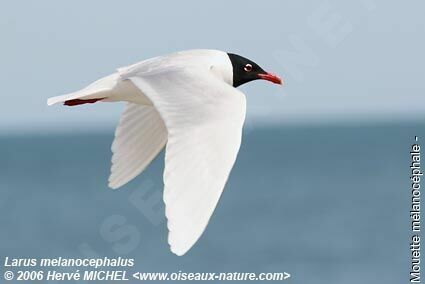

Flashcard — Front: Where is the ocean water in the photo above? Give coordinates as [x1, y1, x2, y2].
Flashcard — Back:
[0, 123, 422, 283]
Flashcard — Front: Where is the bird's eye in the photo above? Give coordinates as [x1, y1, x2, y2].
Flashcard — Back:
[244, 64, 253, 72]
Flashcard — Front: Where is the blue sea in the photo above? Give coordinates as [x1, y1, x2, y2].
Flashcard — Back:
[0, 123, 423, 283]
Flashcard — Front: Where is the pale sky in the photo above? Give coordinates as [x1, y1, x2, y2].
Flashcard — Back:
[1, 0, 424, 133]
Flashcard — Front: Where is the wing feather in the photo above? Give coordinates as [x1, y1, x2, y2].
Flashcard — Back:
[109, 103, 167, 189]
[123, 67, 246, 255]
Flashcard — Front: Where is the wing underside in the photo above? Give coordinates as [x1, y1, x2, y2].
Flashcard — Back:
[109, 103, 167, 189]
[121, 66, 246, 255]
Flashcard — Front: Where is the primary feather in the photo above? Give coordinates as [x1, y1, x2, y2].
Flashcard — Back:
[47, 50, 247, 255]
[122, 66, 246, 255]
[109, 104, 167, 189]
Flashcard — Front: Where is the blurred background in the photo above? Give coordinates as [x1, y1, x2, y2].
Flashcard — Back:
[0, 0, 424, 283]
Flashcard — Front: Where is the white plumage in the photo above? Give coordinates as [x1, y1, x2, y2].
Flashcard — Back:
[109, 104, 167, 189]
[48, 50, 247, 255]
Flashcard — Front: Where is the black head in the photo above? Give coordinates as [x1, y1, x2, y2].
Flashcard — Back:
[227, 53, 282, 87]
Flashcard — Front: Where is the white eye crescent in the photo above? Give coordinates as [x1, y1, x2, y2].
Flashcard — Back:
[244, 64, 253, 72]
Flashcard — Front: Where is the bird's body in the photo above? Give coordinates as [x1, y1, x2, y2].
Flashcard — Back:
[49, 50, 232, 106]
[48, 49, 282, 255]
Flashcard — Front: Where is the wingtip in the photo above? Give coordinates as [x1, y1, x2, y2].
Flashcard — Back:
[167, 226, 190, 256]
[169, 245, 187, 256]
[108, 179, 122, 190]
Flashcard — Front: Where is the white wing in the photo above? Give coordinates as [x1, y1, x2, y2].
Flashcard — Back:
[121, 67, 246, 255]
[109, 103, 167, 189]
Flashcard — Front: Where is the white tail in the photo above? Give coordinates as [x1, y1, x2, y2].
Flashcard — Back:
[47, 73, 152, 106]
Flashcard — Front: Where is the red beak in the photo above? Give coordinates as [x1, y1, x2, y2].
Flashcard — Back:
[258, 72, 283, 85]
